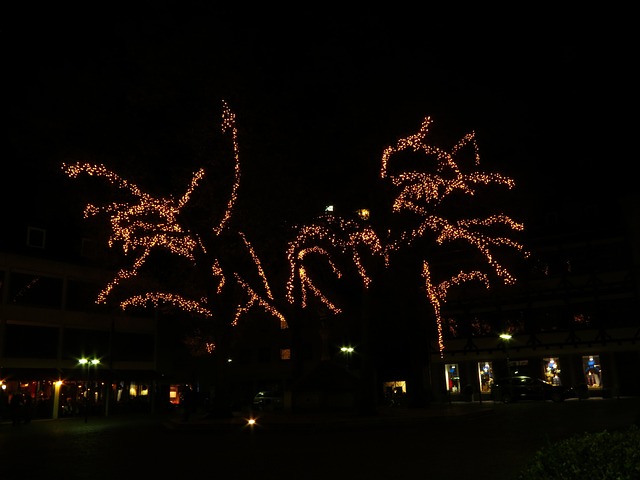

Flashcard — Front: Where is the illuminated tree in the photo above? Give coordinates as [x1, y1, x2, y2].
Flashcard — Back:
[286, 115, 529, 358]
[64, 100, 527, 413]
[63, 101, 287, 414]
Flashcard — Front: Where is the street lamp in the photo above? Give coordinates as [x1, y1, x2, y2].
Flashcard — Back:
[78, 357, 100, 423]
[499, 333, 512, 377]
[340, 346, 354, 370]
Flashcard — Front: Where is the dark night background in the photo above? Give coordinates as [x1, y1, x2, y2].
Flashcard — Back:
[2, 5, 640, 432]
[3, 6, 636, 239]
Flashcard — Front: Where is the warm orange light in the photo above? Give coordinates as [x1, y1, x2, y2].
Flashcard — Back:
[64, 102, 526, 360]
[62, 100, 288, 338]
[286, 116, 527, 356]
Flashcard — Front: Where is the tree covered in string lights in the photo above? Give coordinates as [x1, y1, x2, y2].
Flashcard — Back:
[62, 102, 290, 413]
[286, 115, 529, 357]
[63, 100, 527, 409]
[63, 102, 288, 335]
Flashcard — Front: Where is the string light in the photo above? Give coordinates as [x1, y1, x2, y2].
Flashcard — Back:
[380, 117, 529, 355]
[286, 115, 528, 356]
[62, 100, 287, 347]
[286, 216, 383, 312]
[64, 102, 526, 360]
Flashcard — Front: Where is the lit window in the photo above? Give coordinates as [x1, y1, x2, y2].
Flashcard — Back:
[445, 364, 461, 393]
[543, 357, 562, 385]
[279, 348, 291, 360]
[582, 355, 602, 389]
[477, 361, 493, 393]
[356, 208, 370, 220]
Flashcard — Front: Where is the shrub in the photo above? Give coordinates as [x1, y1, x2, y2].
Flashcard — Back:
[517, 425, 640, 480]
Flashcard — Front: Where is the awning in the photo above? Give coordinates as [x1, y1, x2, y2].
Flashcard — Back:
[0, 367, 160, 383]
[0, 368, 64, 381]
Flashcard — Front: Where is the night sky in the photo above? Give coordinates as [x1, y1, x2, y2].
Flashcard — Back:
[3, 7, 636, 232]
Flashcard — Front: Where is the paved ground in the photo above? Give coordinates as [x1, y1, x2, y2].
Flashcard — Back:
[1, 397, 638, 479]
[162, 400, 497, 431]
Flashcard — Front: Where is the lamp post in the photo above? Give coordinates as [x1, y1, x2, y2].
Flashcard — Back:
[78, 357, 100, 423]
[499, 333, 512, 377]
[340, 346, 354, 370]
[499, 333, 513, 403]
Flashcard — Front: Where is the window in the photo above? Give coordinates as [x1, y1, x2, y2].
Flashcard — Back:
[543, 357, 562, 385]
[9, 272, 63, 308]
[27, 227, 46, 248]
[582, 355, 602, 389]
[445, 363, 461, 393]
[4, 324, 58, 358]
[279, 348, 291, 360]
[478, 361, 493, 393]
[62, 328, 110, 360]
[112, 332, 154, 361]
[355, 208, 370, 220]
[66, 279, 107, 312]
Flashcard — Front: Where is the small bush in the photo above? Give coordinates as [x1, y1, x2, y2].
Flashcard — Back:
[517, 425, 640, 480]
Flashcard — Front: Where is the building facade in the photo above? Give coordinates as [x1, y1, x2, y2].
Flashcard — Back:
[428, 193, 640, 403]
[0, 251, 160, 421]
[2, 186, 638, 419]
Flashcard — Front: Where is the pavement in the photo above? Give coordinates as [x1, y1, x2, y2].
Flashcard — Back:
[161, 400, 497, 431]
[2, 397, 637, 480]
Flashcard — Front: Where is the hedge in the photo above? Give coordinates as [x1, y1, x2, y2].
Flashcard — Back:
[517, 425, 640, 480]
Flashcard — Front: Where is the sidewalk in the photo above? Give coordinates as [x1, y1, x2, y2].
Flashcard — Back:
[162, 401, 497, 431]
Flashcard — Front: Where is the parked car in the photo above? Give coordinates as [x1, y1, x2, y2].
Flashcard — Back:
[252, 391, 283, 411]
[491, 375, 572, 403]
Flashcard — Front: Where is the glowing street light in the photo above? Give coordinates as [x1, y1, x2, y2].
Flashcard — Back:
[499, 333, 512, 376]
[78, 357, 100, 423]
[498, 333, 515, 402]
[341, 346, 354, 370]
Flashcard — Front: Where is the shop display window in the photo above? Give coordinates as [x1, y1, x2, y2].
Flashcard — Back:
[582, 355, 602, 389]
[477, 362, 493, 393]
[445, 364, 461, 393]
[543, 357, 562, 385]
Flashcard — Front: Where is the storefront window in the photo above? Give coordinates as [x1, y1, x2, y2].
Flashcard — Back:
[445, 364, 461, 393]
[582, 355, 602, 389]
[477, 362, 493, 393]
[543, 357, 562, 385]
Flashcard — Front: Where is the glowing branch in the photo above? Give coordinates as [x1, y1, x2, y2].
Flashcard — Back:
[62, 100, 288, 337]
[422, 261, 491, 357]
[122, 292, 213, 317]
[286, 215, 383, 312]
[380, 117, 528, 354]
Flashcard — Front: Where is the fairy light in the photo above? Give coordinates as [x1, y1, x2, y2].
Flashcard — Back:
[213, 103, 241, 236]
[238, 232, 273, 301]
[380, 117, 528, 355]
[183, 327, 217, 355]
[64, 101, 526, 360]
[286, 216, 383, 311]
[123, 292, 213, 317]
[62, 100, 287, 344]
[286, 116, 527, 357]
[423, 261, 491, 357]
[233, 274, 287, 327]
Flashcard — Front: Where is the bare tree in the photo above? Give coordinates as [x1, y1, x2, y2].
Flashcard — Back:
[64, 102, 527, 413]
[63, 101, 287, 415]
[286, 115, 528, 357]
